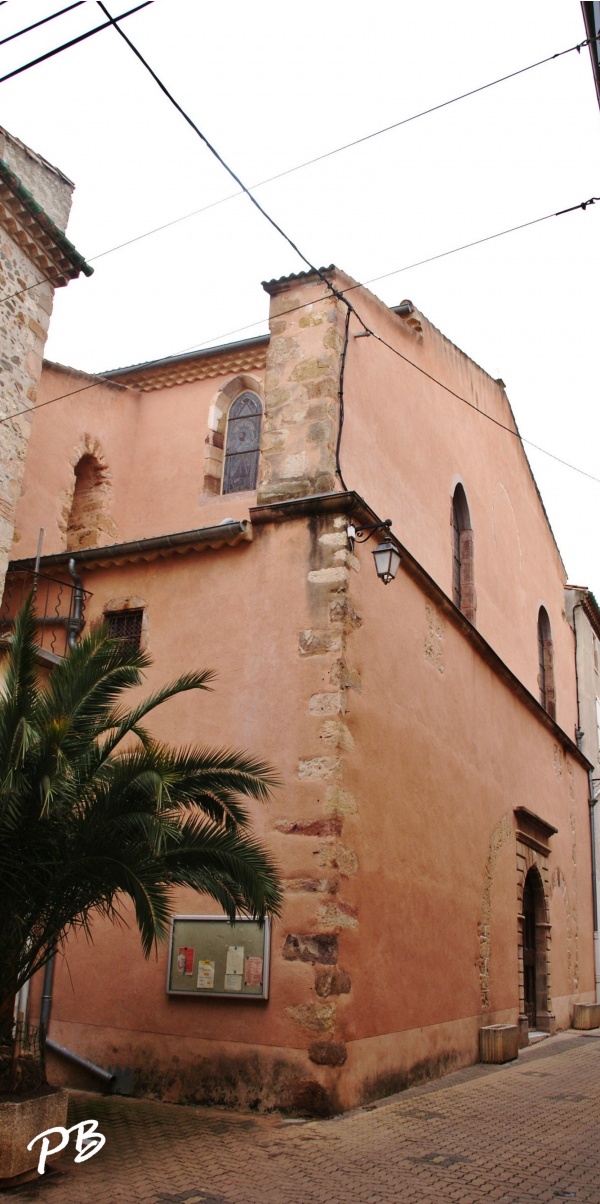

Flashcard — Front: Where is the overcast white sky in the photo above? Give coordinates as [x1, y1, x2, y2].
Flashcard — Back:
[1, 1, 598, 594]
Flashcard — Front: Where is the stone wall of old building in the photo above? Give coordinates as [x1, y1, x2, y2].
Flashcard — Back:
[258, 270, 347, 503]
[0, 127, 84, 593]
[0, 241, 55, 582]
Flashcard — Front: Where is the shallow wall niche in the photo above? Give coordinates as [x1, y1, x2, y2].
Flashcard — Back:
[64, 437, 117, 551]
[203, 375, 263, 495]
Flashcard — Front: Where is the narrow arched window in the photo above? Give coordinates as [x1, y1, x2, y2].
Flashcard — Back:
[222, 392, 262, 494]
[537, 607, 555, 718]
[451, 484, 476, 624]
[67, 454, 113, 551]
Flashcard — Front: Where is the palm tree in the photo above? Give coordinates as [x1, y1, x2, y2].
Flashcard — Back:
[0, 595, 282, 1020]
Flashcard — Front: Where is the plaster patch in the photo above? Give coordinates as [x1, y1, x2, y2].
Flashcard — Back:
[478, 814, 512, 1009]
[424, 603, 445, 673]
[551, 867, 574, 988]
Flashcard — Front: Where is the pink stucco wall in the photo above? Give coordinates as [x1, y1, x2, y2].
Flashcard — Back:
[13, 266, 594, 1113]
[13, 361, 266, 558]
[24, 513, 593, 1113]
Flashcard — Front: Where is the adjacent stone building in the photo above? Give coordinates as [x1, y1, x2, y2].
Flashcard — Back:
[6, 265, 596, 1113]
[0, 126, 91, 592]
[565, 584, 600, 1002]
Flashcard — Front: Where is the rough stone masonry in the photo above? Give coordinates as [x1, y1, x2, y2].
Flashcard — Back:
[0, 126, 91, 592]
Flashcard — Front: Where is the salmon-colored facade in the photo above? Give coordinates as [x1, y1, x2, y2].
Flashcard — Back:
[8, 267, 594, 1113]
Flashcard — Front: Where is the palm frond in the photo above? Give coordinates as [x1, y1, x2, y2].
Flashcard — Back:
[96, 670, 215, 761]
[0, 600, 281, 1014]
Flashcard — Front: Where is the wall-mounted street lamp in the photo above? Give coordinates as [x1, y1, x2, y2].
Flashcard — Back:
[347, 518, 402, 585]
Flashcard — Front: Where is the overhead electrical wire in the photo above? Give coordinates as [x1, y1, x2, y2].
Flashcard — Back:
[2, 189, 598, 314]
[0, 6, 596, 302]
[1, 201, 599, 487]
[96, 1, 345, 311]
[0, 1, 152, 85]
[0, 0, 596, 489]
[96, 2, 600, 485]
[132, 195, 598, 359]
[2, 329, 597, 486]
[0, 3, 85, 48]
[82, 28, 600, 262]
[0, 4, 596, 489]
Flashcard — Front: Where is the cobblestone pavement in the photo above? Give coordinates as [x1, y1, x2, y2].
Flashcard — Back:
[3, 1030, 600, 1204]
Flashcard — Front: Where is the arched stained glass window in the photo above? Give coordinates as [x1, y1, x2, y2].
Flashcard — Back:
[222, 392, 262, 494]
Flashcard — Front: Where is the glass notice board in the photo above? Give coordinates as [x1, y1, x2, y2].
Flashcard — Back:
[167, 915, 271, 1000]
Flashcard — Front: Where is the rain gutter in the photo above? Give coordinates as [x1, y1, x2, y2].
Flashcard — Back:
[8, 519, 252, 572]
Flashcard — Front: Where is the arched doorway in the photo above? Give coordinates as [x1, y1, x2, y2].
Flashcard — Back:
[522, 866, 547, 1029]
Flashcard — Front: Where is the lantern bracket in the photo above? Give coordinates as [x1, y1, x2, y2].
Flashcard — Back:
[346, 518, 392, 551]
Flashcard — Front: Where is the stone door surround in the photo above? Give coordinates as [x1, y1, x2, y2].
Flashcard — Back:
[515, 806, 557, 1037]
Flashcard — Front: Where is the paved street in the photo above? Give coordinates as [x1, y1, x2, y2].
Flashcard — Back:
[3, 1030, 600, 1204]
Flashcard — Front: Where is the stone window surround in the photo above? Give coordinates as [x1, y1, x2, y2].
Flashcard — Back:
[203, 374, 264, 496]
[102, 595, 148, 652]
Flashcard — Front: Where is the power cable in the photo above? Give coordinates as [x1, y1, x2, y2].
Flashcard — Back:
[144, 194, 600, 359]
[0, 5, 596, 487]
[2, 188, 598, 313]
[2, 269, 599, 487]
[96, 10, 597, 483]
[0, 4, 85, 48]
[96, 1, 362, 312]
[0, 1, 152, 85]
[346, 313, 600, 484]
[357, 198, 600, 284]
[82, 31, 600, 263]
[0, 4, 595, 303]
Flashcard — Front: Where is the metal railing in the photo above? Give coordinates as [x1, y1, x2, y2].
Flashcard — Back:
[0, 569, 91, 659]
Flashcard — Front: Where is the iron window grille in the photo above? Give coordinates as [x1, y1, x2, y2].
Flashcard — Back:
[105, 608, 143, 651]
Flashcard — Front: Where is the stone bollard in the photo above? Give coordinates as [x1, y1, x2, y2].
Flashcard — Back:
[572, 1002, 600, 1030]
[479, 1024, 519, 1063]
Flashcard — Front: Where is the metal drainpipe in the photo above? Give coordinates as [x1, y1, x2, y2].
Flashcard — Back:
[39, 952, 115, 1089]
[39, 954, 55, 1039]
[37, 561, 115, 1089]
[572, 601, 600, 1002]
[589, 780, 600, 1003]
[45, 1039, 115, 1088]
[66, 557, 84, 649]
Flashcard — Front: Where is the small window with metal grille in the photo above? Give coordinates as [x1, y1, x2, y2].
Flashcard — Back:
[105, 608, 144, 651]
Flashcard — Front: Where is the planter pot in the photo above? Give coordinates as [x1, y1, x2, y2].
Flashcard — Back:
[0, 1087, 68, 1183]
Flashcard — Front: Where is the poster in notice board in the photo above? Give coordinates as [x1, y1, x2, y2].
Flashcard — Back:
[167, 915, 271, 1000]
